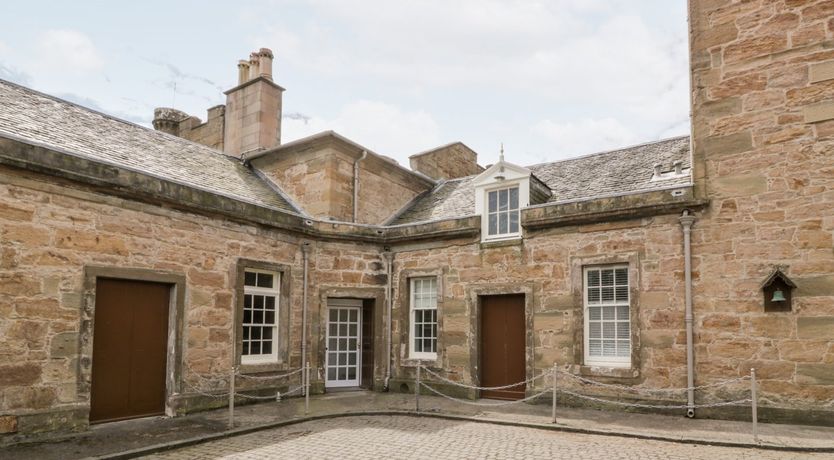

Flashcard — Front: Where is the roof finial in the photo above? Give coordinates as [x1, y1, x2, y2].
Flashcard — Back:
[499, 142, 505, 163]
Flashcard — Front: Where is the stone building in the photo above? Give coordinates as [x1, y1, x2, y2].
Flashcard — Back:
[1, 0, 833, 441]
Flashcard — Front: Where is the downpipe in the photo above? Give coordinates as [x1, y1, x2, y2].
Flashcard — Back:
[383, 250, 394, 391]
[301, 242, 310, 394]
[680, 210, 696, 418]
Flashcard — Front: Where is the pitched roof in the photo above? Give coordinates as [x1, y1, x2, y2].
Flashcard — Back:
[0, 79, 298, 213]
[392, 136, 691, 224]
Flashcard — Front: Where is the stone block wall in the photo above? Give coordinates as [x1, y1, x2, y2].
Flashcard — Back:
[152, 106, 225, 151]
[689, 0, 834, 408]
[0, 164, 386, 439]
[409, 142, 484, 180]
[389, 215, 688, 393]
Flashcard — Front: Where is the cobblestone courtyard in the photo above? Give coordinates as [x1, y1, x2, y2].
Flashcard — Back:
[143, 415, 824, 459]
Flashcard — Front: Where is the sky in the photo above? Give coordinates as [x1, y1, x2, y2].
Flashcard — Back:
[0, 0, 689, 167]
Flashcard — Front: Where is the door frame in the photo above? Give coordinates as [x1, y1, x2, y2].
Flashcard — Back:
[466, 284, 536, 394]
[324, 300, 363, 388]
[317, 287, 385, 392]
[81, 266, 186, 421]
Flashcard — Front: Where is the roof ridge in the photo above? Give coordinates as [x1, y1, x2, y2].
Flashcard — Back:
[525, 135, 690, 169]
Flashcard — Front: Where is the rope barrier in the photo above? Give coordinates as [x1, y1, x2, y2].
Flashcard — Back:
[420, 381, 552, 407]
[558, 389, 753, 410]
[235, 367, 305, 380]
[421, 366, 546, 391]
[554, 368, 751, 393]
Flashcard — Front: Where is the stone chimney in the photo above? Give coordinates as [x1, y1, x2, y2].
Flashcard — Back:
[409, 142, 484, 180]
[152, 108, 190, 136]
[223, 47, 284, 156]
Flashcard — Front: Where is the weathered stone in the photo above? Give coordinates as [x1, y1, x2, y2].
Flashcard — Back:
[0, 415, 17, 434]
[797, 317, 834, 340]
[701, 131, 753, 157]
[50, 332, 79, 358]
[796, 276, 834, 297]
[804, 101, 834, 123]
[0, 363, 41, 386]
[796, 364, 834, 385]
[723, 34, 788, 63]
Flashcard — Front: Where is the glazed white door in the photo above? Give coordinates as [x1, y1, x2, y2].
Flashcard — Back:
[325, 300, 362, 388]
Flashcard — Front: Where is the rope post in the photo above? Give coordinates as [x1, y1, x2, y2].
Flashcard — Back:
[551, 363, 558, 424]
[415, 363, 421, 413]
[304, 361, 310, 415]
[751, 368, 759, 444]
[228, 365, 236, 429]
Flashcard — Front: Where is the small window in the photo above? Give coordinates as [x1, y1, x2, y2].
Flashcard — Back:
[242, 269, 279, 364]
[584, 265, 630, 367]
[486, 186, 520, 239]
[410, 277, 438, 360]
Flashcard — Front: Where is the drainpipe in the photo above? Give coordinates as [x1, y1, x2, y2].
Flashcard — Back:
[353, 150, 368, 223]
[680, 210, 696, 418]
[383, 250, 394, 390]
[301, 242, 310, 393]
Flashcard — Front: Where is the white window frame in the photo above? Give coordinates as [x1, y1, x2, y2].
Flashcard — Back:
[241, 268, 280, 365]
[409, 277, 438, 360]
[583, 264, 631, 368]
[483, 184, 522, 241]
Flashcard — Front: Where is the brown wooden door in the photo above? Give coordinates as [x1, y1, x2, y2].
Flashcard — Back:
[480, 294, 526, 400]
[90, 279, 170, 423]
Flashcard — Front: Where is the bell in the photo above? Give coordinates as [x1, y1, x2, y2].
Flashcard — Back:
[771, 289, 786, 302]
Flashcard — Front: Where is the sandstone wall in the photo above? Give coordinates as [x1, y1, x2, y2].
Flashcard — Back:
[409, 143, 484, 180]
[389, 216, 688, 393]
[689, 0, 834, 408]
[0, 165, 386, 437]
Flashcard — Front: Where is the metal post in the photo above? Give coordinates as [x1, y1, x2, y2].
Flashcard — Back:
[751, 368, 759, 444]
[415, 364, 421, 413]
[552, 363, 558, 424]
[228, 365, 236, 429]
[304, 361, 310, 415]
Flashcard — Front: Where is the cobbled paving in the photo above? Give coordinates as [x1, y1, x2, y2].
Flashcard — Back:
[144, 415, 825, 459]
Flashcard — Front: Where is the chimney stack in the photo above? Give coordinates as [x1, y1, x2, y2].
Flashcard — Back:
[653, 163, 663, 178]
[223, 47, 284, 156]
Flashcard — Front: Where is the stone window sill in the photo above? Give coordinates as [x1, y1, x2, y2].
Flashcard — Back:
[480, 238, 523, 249]
[238, 361, 289, 375]
[402, 357, 442, 370]
[578, 365, 640, 381]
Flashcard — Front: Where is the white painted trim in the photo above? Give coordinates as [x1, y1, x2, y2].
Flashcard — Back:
[583, 264, 631, 368]
[409, 277, 438, 361]
[241, 269, 280, 365]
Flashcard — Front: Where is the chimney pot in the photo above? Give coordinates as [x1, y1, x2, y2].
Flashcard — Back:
[237, 60, 250, 85]
[258, 48, 274, 81]
[653, 163, 663, 177]
[673, 160, 683, 175]
[248, 52, 261, 80]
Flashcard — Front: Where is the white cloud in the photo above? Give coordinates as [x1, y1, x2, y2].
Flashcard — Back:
[531, 117, 638, 160]
[33, 29, 103, 75]
[282, 99, 441, 164]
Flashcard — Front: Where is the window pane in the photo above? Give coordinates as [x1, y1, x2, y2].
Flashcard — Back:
[589, 340, 601, 356]
[588, 322, 601, 339]
[262, 341, 272, 354]
[617, 340, 630, 357]
[265, 297, 275, 310]
[588, 306, 601, 321]
[587, 270, 600, 287]
[615, 286, 629, 302]
[349, 309, 357, 322]
[348, 368, 356, 380]
[339, 309, 348, 322]
[256, 273, 273, 288]
[499, 212, 507, 234]
[601, 269, 614, 286]
[588, 288, 600, 304]
[349, 353, 357, 365]
[617, 322, 629, 339]
[263, 327, 273, 339]
[254, 310, 263, 324]
[603, 340, 616, 356]
[243, 310, 252, 323]
[603, 322, 615, 339]
[251, 341, 261, 355]
[328, 368, 336, 380]
[415, 339, 423, 352]
[499, 188, 508, 211]
[252, 327, 261, 339]
[601, 287, 615, 302]
[488, 191, 497, 212]
[265, 311, 275, 324]
[488, 214, 497, 235]
[244, 294, 252, 308]
[242, 342, 249, 355]
[244, 271, 256, 286]
[509, 187, 518, 210]
[615, 268, 628, 285]
[509, 210, 519, 233]
[616, 305, 629, 321]
[254, 295, 264, 310]
[243, 327, 250, 340]
[602, 306, 615, 321]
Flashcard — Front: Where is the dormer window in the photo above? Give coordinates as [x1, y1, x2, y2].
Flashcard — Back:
[473, 148, 541, 242]
[487, 186, 520, 237]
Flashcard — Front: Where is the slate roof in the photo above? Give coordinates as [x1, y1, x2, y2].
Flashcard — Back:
[393, 136, 691, 224]
[0, 79, 298, 213]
